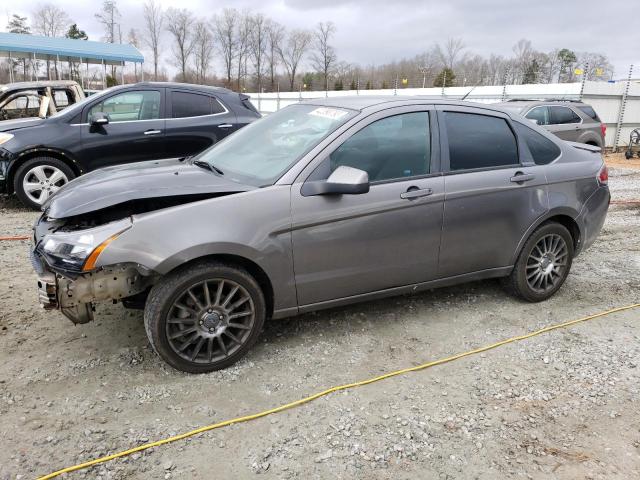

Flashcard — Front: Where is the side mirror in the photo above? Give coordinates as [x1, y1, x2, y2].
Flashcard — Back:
[528, 118, 540, 125]
[90, 112, 109, 126]
[302, 166, 370, 196]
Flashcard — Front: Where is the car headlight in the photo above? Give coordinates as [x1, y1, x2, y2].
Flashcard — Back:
[42, 218, 131, 271]
[0, 133, 14, 145]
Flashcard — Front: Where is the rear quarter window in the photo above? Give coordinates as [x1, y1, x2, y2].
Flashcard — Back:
[514, 122, 561, 165]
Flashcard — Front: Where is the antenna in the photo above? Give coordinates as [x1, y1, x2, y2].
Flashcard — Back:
[460, 86, 476, 101]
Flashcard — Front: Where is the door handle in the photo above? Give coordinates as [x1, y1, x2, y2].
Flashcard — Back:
[510, 172, 536, 183]
[400, 187, 433, 200]
[218, 124, 234, 129]
[144, 129, 162, 135]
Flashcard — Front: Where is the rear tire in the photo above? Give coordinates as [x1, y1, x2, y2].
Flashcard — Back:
[13, 157, 75, 210]
[144, 261, 266, 373]
[503, 222, 574, 302]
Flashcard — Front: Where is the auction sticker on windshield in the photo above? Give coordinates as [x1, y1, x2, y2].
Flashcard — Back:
[308, 107, 349, 120]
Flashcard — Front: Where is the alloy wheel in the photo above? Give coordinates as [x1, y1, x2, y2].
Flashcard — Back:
[525, 233, 569, 293]
[165, 279, 256, 364]
[22, 165, 69, 205]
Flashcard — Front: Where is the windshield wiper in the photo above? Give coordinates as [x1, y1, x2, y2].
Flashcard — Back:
[192, 159, 224, 176]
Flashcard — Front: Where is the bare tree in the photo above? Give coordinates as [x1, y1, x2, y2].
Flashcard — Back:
[165, 8, 195, 82]
[95, 0, 121, 43]
[249, 13, 269, 92]
[193, 21, 214, 83]
[213, 8, 238, 88]
[143, 0, 164, 80]
[235, 11, 252, 91]
[33, 4, 69, 37]
[95, 0, 121, 79]
[512, 39, 533, 83]
[278, 29, 312, 90]
[33, 3, 70, 79]
[266, 20, 285, 91]
[310, 21, 337, 91]
[435, 38, 465, 70]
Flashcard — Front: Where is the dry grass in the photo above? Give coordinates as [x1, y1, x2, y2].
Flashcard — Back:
[604, 152, 640, 170]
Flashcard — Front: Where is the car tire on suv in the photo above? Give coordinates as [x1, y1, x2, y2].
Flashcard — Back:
[503, 222, 575, 302]
[144, 261, 266, 373]
[13, 157, 75, 210]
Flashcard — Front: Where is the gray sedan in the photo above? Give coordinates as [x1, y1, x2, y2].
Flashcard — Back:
[31, 97, 610, 373]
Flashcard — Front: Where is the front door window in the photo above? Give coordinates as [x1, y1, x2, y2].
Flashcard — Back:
[88, 91, 161, 122]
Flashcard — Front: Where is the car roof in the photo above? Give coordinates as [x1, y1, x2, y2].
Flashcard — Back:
[122, 81, 236, 96]
[0, 80, 80, 93]
[493, 99, 591, 109]
[299, 95, 510, 115]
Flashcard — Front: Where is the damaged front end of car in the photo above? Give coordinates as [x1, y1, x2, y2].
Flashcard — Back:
[32, 212, 157, 324]
[29, 157, 256, 324]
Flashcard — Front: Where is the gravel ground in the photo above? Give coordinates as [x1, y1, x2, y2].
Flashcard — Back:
[0, 159, 639, 480]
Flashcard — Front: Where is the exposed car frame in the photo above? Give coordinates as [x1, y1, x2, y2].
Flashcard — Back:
[0, 80, 84, 121]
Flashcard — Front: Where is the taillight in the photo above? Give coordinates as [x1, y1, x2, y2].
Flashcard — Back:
[598, 163, 608, 186]
[600, 123, 606, 138]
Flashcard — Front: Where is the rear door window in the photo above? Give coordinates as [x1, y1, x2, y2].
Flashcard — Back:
[549, 106, 581, 125]
[444, 111, 519, 171]
[524, 106, 549, 126]
[171, 91, 219, 118]
[514, 122, 561, 165]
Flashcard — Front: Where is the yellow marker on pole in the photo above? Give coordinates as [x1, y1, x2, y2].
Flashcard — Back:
[574, 68, 584, 75]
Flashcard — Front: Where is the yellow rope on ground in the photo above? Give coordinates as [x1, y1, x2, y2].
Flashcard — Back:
[37, 302, 640, 479]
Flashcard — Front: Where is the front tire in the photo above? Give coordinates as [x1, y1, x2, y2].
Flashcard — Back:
[144, 261, 266, 373]
[13, 157, 75, 210]
[503, 222, 574, 302]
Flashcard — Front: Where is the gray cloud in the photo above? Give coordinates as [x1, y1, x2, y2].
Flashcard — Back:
[5, 0, 635, 79]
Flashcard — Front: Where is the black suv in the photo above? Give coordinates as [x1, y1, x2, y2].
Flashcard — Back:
[0, 82, 260, 209]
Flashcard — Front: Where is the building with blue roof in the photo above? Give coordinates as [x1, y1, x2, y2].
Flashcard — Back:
[0, 32, 144, 88]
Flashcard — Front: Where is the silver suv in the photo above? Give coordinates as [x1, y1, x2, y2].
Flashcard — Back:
[494, 100, 605, 147]
[31, 98, 610, 373]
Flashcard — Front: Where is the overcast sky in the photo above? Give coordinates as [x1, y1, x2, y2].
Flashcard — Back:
[4, 0, 636, 79]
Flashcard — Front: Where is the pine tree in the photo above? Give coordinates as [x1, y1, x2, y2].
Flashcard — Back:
[66, 24, 88, 40]
[433, 68, 456, 87]
[7, 15, 31, 80]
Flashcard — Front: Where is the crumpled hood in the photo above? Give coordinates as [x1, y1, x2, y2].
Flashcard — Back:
[0, 117, 45, 132]
[44, 158, 255, 219]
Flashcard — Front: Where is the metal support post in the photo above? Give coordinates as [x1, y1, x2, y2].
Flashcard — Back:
[613, 64, 634, 152]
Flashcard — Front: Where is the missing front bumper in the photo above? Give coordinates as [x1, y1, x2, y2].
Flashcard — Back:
[36, 263, 157, 324]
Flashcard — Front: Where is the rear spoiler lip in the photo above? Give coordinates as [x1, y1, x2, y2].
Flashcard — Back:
[566, 141, 602, 153]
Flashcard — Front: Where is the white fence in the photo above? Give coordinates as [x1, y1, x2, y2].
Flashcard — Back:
[247, 81, 640, 148]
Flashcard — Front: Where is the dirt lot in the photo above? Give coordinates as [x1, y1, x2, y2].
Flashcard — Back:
[1, 158, 639, 480]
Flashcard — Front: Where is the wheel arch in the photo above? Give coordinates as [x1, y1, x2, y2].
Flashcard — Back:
[162, 253, 275, 319]
[576, 131, 603, 147]
[6, 148, 83, 194]
[511, 209, 583, 264]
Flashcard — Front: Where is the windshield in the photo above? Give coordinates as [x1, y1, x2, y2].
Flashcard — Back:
[193, 104, 356, 186]
[50, 88, 112, 118]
